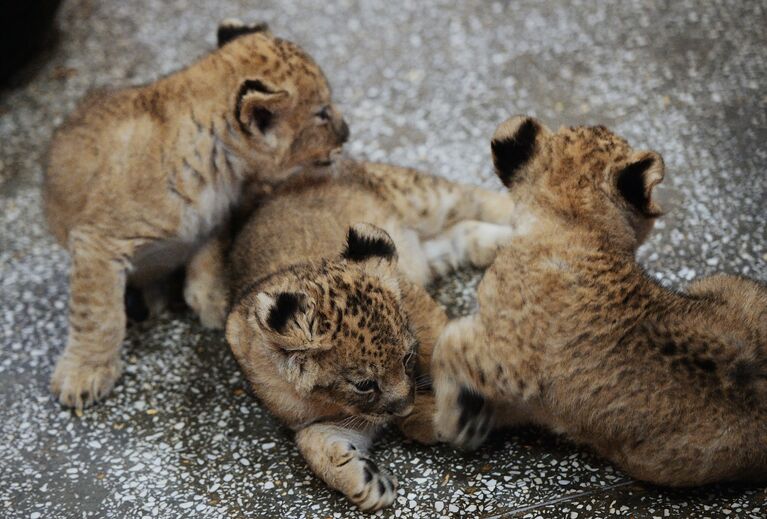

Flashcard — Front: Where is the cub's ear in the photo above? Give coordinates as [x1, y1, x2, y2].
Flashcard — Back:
[342, 223, 398, 264]
[235, 79, 291, 139]
[256, 291, 306, 334]
[226, 292, 324, 395]
[491, 116, 551, 187]
[217, 19, 271, 47]
[252, 291, 330, 352]
[615, 151, 665, 217]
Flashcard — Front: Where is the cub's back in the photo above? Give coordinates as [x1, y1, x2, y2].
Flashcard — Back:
[230, 165, 392, 288]
[42, 33, 242, 244]
[44, 87, 161, 243]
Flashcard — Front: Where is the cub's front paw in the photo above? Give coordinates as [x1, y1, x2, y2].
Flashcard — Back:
[453, 387, 495, 450]
[348, 456, 397, 512]
[434, 380, 494, 450]
[328, 442, 397, 512]
[50, 354, 122, 410]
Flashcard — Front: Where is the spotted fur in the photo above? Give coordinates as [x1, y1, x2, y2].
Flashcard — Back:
[430, 115, 767, 486]
[44, 20, 349, 410]
[184, 159, 521, 509]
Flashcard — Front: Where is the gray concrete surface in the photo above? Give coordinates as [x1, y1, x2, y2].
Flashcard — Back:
[1, 0, 765, 517]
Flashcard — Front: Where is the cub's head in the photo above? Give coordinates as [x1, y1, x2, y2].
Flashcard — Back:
[216, 20, 349, 179]
[491, 115, 665, 249]
[226, 224, 417, 424]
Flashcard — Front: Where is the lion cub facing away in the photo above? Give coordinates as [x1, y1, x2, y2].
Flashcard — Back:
[184, 160, 517, 510]
[430, 116, 767, 486]
[44, 20, 349, 410]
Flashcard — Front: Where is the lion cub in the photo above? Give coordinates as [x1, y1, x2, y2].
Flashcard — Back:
[430, 116, 767, 486]
[184, 160, 517, 510]
[43, 20, 349, 410]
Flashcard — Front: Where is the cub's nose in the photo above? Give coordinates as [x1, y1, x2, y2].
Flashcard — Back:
[385, 398, 414, 418]
[336, 118, 350, 144]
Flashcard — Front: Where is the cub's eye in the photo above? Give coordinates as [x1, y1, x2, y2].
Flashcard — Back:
[315, 106, 331, 122]
[352, 379, 378, 394]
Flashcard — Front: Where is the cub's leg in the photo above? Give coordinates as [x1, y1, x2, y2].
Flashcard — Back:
[431, 314, 538, 450]
[385, 218, 515, 285]
[295, 424, 396, 512]
[184, 234, 229, 329]
[431, 316, 497, 450]
[363, 163, 516, 236]
[51, 231, 133, 409]
[423, 220, 516, 279]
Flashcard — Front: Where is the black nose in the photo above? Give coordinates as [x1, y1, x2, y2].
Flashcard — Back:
[337, 119, 350, 144]
[384, 397, 413, 417]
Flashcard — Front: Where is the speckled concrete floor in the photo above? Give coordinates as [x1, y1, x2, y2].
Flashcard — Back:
[1, 1, 765, 518]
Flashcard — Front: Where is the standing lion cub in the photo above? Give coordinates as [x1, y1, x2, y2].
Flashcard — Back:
[429, 116, 767, 486]
[43, 20, 349, 410]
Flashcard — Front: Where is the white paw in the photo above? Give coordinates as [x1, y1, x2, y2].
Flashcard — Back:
[467, 223, 515, 269]
[348, 456, 397, 512]
[50, 353, 122, 409]
[330, 443, 397, 512]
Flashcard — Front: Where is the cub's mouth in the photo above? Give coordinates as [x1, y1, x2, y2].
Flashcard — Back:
[312, 148, 343, 168]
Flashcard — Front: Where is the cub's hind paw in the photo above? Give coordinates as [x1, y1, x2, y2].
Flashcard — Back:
[50, 354, 122, 410]
[348, 457, 397, 512]
[423, 238, 458, 280]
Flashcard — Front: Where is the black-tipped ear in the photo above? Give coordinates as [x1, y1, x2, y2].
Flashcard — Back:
[616, 151, 665, 217]
[257, 292, 306, 333]
[235, 79, 289, 136]
[217, 19, 270, 47]
[491, 116, 546, 187]
[249, 289, 329, 352]
[342, 223, 397, 263]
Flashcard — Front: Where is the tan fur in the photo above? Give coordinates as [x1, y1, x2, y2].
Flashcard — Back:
[430, 115, 767, 486]
[43, 20, 349, 409]
[185, 159, 517, 509]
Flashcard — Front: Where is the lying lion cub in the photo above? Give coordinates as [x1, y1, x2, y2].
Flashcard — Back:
[430, 116, 767, 486]
[44, 20, 348, 410]
[184, 160, 517, 510]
